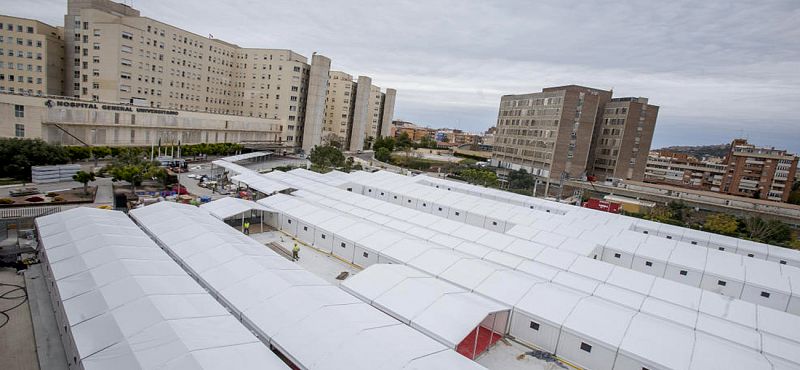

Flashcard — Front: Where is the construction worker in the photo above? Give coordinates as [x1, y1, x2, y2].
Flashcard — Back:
[243, 221, 250, 235]
[292, 243, 300, 261]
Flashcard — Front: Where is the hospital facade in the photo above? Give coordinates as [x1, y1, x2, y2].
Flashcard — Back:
[0, 0, 396, 152]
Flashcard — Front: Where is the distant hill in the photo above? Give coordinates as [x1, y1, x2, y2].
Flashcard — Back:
[656, 143, 730, 159]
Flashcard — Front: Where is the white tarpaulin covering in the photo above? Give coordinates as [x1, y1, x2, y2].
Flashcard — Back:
[221, 151, 272, 162]
[200, 196, 271, 220]
[130, 202, 485, 370]
[241, 170, 800, 368]
[231, 173, 292, 195]
[342, 264, 509, 352]
[35, 207, 287, 370]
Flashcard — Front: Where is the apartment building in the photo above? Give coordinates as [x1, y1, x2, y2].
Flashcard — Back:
[0, 15, 64, 96]
[0, 0, 396, 150]
[491, 85, 658, 181]
[589, 97, 659, 181]
[644, 150, 726, 191]
[491, 85, 613, 179]
[322, 70, 355, 146]
[394, 121, 435, 141]
[721, 139, 798, 202]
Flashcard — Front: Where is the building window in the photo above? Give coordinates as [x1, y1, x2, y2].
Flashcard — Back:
[645, 261, 653, 267]
[679, 270, 688, 276]
[321, 234, 326, 239]
[747, 254, 754, 257]
[780, 261, 787, 265]
[455, 212, 460, 216]
[287, 219, 292, 224]
[580, 342, 592, 353]
[718, 247, 725, 251]
[717, 280, 727, 286]
[761, 292, 770, 298]
[303, 226, 307, 231]
[341, 242, 346, 248]
[14, 104, 24, 117]
[14, 124, 24, 137]
[363, 252, 369, 258]
[529, 321, 540, 331]
[614, 253, 621, 258]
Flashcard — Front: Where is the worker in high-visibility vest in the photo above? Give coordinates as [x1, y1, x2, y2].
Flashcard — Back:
[292, 243, 300, 261]
[243, 221, 250, 235]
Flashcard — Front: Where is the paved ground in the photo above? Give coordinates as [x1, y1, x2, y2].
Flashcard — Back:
[249, 230, 360, 285]
[24, 265, 68, 370]
[0, 268, 40, 370]
[476, 339, 565, 370]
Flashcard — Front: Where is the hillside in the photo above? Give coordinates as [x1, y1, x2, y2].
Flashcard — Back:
[656, 143, 730, 159]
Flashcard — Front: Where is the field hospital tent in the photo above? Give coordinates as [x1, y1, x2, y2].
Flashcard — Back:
[34, 207, 287, 370]
[130, 202, 485, 370]
[342, 264, 510, 359]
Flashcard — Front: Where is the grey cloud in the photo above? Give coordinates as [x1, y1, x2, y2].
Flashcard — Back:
[6, 0, 799, 151]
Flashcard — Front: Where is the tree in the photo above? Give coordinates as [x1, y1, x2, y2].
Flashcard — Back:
[704, 213, 739, 236]
[419, 135, 436, 149]
[743, 217, 791, 244]
[363, 136, 375, 150]
[508, 169, 534, 190]
[461, 168, 498, 187]
[373, 136, 395, 153]
[322, 133, 343, 149]
[667, 201, 689, 222]
[0, 138, 70, 180]
[396, 132, 412, 149]
[308, 144, 345, 171]
[105, 148, 159, 192]
[72, 171, 96, 195]
[375, 147, 391, 162]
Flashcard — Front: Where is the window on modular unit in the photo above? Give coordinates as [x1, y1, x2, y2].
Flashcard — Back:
[718, 247, 725, 251]
[408, 200, 412, 203]
[529, 321, 540, 330]
[438, 208, 442, 211]
[747, 254, 754, 257]
[347, 188, 352, 192]
[321, 234, 326, 239]
[666, 235, 672, 239]
[341, 242, 346, 248]
[614, 253, 621, 258]
[780, 261, 787, 265]
[363, 252, 368, 258]
[718, 280, 727, 286]
[492, 221, 498, 226]
[645, 261, 653, 267]
[761, 292, 770, 298]
[691, 241, 697, 245]
[679, 270, 688, 276]
[580, 342, 592, 353]
[455, 212, 460, 216]
[303, 226, 307, 231]
[288, 219, 292, 224]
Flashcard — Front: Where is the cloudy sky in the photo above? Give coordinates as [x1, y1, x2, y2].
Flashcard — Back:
[9, 0, 800, 151]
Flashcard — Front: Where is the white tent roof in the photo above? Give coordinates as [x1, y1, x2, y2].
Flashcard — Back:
[515, 283, 587, 326]
[130, 202, 482, 370]
[561, 297, 636, 348]
[200, 197, 271, 220]
[618, 314, 695, 370]
[36, 207, 287, 370]
[689, 333, 772, 370]
[342, 264, 509, 349]
[231, 173, 291, 194]
[221, 151, 272, 162]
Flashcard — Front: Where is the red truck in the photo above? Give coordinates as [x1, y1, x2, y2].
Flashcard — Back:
[582, 198, 621, 213]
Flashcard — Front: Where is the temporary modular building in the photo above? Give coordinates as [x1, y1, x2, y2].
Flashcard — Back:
[35, 207, 288, 370]
[341, 264, 510, 359]
[130, 202, 486, 370]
